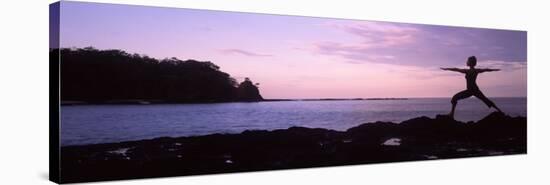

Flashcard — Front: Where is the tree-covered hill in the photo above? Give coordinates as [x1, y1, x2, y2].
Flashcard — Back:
[53, 47, 263, 103]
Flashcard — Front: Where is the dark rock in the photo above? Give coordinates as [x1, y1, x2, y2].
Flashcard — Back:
[59, 112, 526, 183]
[236, 77, 263, 101]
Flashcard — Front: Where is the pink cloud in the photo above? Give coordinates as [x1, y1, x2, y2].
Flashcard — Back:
[311, 22, 422, 64]
[313, 41, 398, 63]
[344, 22, 419, 47]
[220, 49, 272, 57]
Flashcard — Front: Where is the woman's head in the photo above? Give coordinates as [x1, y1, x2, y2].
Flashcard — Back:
[467, 56, 477, 67]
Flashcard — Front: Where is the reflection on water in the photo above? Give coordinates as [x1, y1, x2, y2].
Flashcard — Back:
[61, 98, 526, 146]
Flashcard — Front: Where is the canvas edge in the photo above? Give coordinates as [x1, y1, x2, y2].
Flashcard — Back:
[49, 1, 61, 184]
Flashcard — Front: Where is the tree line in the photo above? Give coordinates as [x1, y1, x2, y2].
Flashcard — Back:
[53, 47, 263, 103]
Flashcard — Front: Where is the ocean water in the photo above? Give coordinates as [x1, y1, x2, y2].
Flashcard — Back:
[60, 98, 526, 146]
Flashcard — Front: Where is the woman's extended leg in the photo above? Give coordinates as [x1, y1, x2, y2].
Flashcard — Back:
[450, 90, 472, 118]
[474, 90, 503, 112]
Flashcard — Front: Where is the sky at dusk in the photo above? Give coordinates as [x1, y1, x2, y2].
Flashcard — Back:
[58, 1, 527, 99]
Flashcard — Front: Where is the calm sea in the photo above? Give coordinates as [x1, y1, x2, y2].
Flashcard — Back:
[60, 98, 526, 146]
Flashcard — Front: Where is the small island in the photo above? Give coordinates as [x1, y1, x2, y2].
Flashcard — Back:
[57, 47, 263, 105]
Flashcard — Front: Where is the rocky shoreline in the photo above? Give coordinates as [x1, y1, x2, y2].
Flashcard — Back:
[60, 112, 526, 183]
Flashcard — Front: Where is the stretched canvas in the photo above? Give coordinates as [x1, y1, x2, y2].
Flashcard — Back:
[49, 1, 527, 183]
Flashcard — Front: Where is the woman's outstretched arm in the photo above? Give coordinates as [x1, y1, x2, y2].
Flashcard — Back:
[477, 68, 501, 73]
[440, 67, 467, 73]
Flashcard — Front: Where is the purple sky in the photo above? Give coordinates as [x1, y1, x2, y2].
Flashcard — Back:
[59, 1, 527, 98]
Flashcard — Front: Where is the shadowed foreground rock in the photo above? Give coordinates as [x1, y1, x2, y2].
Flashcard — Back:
[60, 112, 526, 183]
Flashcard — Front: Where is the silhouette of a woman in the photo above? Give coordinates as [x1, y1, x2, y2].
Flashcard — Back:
[441, 56, 503, 118]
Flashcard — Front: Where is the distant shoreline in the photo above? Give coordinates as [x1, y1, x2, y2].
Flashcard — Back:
[60, 97, 527, 106]
[60, 98, 408, 105]
[263, 97, 409, 101]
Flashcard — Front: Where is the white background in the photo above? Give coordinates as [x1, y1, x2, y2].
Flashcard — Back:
[0, 0, 548, 184]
